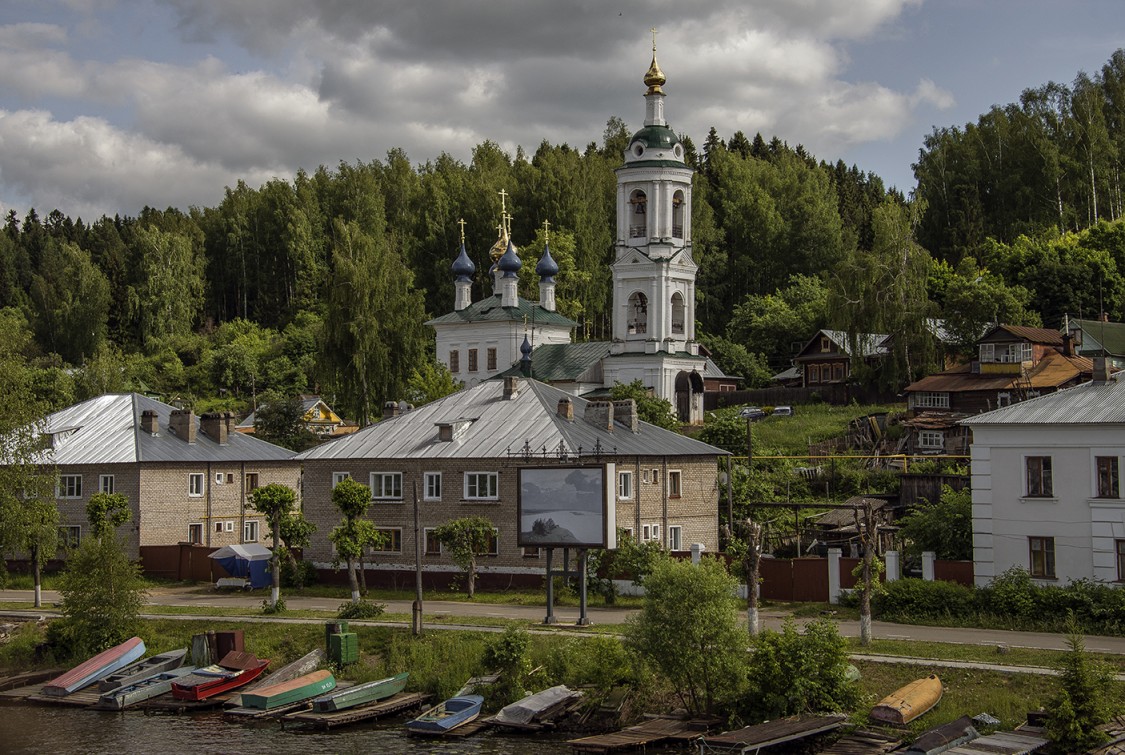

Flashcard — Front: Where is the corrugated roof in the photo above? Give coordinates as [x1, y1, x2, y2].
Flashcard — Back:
[1071, 318, 1125, 357]
[983, 324, 1064, 345]
[38, 394, 296, 465]
[426, 294, 577, 328]
[905, 349, 1091, 393]
[496, 342, 610, 381]
[296, 378, 727, 461]
[963, 376, 1125, 425]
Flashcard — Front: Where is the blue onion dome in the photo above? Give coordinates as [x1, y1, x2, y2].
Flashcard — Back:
[535, 243, 559, 281]
[498, 239, 522, 277]
[520, 334, 533, 360]
[451, 242, 475, 281]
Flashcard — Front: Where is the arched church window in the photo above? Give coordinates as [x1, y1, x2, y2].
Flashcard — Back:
[629, 190, 647, 239]
[671, 292, 685, 335]
[672, 190, 685, 239]
[627, 292, 648, 335]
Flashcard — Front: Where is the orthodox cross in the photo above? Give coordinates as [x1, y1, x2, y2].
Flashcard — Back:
[651, 27, 658, 51]
[457, 217, 466, 245]
[542, 218, 551, 245]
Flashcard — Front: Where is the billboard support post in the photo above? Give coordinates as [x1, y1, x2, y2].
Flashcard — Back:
[577, 549, 591, 626]
[543, 548, 557, 624]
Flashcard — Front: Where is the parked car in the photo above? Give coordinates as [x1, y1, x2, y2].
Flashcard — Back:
[738, 406, 767, 421]
[772, 406, 793, 417]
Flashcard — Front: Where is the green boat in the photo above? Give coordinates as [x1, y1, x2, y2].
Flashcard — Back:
[312, 672, 409, 712]
[241, 669, 336, 710]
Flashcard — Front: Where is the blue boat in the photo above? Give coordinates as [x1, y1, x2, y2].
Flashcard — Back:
[405, 694, 484, 735]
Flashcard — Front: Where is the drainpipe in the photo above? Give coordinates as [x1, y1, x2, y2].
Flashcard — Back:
[205, 462, 212, 547]
[662, 456, 668, 549]
[634, 457, 641, 538]
[240, 462, 246, 542]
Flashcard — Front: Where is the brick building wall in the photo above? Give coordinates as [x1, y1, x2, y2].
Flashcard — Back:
[302, 455, 719, 574]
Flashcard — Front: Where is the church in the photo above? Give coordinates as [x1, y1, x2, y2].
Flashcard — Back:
[426, 44, 712, 424]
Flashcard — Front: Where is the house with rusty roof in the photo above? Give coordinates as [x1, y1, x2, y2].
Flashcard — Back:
[34, 394, 298, 559]
[295, 376, 727, 587]
[902, 324, 1093, 455]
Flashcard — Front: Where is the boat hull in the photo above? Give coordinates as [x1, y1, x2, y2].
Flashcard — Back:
[95, 667, 197, 710]
[241, 669, 336, 710]
[406, 694, 484, 735]
[97, 648, 188, 692]
[870, 674, 943, 725]
[312, 672, 408, 712]
[42, 637, 147, 697]
[171, 657, 270, 701]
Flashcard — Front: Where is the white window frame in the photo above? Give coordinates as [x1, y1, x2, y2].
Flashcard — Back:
[188, 473, 205, 497]
[651, 524, 661, 542]
[918, 430, 944, 450]
[370, 471, 403, 500]
[979, 343, 995, 362]
[997, 392, 1012, 408]
[650, 468, 659, 484]
[522, 546, 542, 559]
[641, 469, 650, 484]
[423, 527, 442, 556]
[464, 471, 499, 500]
[225, 521, 235, 532]
[332, 471, 352, 487]
[1025, 455, 1054, 498]
[1095, 455, 1121, 499]
[667, 470, 682, 498]
[243, 520, 259, 542]
[98, 474, 115, 494]
[618, 471, 633, 500]
[912, 391, 950, 409]
[215, 472, 225, 484]
[669, 525, 683, 551]
[373, 527, 403, 553]
[57, 474, 82, 499]
[424, 472, 442, 501]
[188, 522, 204, 544]
[642, 524, 651, 541]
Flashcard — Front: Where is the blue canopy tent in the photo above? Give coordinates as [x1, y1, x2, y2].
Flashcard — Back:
[209, 543, 273, 589]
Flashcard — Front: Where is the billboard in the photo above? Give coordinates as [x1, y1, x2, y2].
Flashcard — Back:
[518, 464, 616, 549]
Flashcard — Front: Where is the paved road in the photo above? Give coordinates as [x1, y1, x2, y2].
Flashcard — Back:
[4, 587, 1125, 656]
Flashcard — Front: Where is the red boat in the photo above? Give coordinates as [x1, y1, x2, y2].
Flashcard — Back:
[170, 651, 270, 701]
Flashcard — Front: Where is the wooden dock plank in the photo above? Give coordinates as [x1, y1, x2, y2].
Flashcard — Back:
[284, 691, 430, 730]
[701, 714, 847, 752]
[0, 669, 65, 693]
[568, 717, 712, 753]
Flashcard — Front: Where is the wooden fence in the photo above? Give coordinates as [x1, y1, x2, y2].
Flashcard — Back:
[139, 543, 228, 582]
[899, 473, 970, 508]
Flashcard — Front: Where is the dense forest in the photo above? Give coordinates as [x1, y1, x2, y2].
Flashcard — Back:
[3, 50, 1125, 427]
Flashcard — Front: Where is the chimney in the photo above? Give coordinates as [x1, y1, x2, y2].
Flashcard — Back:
[200, 412, 227, 445]
[383, 401, 399, 420]
[1102, 311, 1111, 323]
[613, 399, 639, 433]
[1093, 356, 1111, 384]
[1062, 332, 1075, 357]
[223, 411, 237, 436]
[584, 400, 614, 432]
[169, 409, 196, 443]
[557, 397, 574, 421]
[503, 376, 520, 400]
[141, 409, 159, 435]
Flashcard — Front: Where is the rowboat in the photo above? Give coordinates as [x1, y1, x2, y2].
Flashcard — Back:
[94, 667, 197, 710]
[405, 694, 484, 735]
[240, 669, 336, 710]
[171, 651, 270, 702]
[312, 671, 409, 713]
[42, 637, 146, 697]
[97, 648, 188, 692]
[870, 674, 943, 725]
[493, 685, 582, 729]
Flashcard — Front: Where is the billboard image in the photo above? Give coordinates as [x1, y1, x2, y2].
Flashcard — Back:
[518, 465, 615, 549]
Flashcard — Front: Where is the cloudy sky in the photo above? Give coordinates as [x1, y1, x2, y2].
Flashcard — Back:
[1, 0, 1121, 221]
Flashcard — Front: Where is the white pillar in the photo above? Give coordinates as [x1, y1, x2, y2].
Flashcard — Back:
[885, 550, 900, 582]
[922, 551, 936, 581]
[827, 547, 842, 605]
[690, 543, 704, 565]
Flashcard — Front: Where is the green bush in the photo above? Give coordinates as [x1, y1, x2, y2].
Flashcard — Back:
[481, 627, 533, 708]
[336, 600, 385, 620]
[870, 577, 975, 619]
[280, 559, 318, 589]
[978, 567, 1037, 620]
[545, 637, 637, 695]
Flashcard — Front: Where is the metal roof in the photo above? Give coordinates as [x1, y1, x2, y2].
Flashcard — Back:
[962, 376, 1125, 426]
[905, 349, 1091, 393]
[296, 378, 728, 461]
[1070, 318, 1125, 357]
[495, 342, 610, 382]
[425, 294, 577, 328]
[981, 323, 1064, 345]
[38, 393, 296, 465]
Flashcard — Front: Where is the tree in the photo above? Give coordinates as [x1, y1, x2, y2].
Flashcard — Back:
[13, 498, 58, 609]
[26, 241, 111, 364]
[249, 483, 297, 611]
[130, 224, 205, 351]
[1046, 615, 1114, 752]
[609, 380, 678, 430]
[328, 477, 380, 603]
[899, 485, 973, 560]
[625, 555, 746, 715]
[727, 520, 764, 636]
[853, 500, 883, 646]
[279, 509, 317, 589]
[253, 389, 319, 451]
[404, 359, 461, 406]
[85, 492, 131, 540]
[433, 516, 495, 598]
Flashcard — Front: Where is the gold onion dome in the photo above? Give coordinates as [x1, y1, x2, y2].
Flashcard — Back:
[644, 52, 665, 94]
[489, 227, 509, 263]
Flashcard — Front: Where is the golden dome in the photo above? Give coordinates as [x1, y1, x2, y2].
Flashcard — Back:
[644, 52, 665, 95]
[489, 228, 508, 262]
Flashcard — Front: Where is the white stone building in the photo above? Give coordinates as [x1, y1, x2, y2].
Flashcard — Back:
[963, 365, 1125, 586]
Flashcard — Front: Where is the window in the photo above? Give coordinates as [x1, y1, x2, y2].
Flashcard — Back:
[215, 472, 225, 484]
[912, 392, 950, 409]
[918, 431, 944, 450]
[667, 470, 682, 498]
[627, 292, 648, 334]
[215, 522, 224, 533]
[487, 348, 497, 371]
[99, 474, 115, 494]
[1097, 456, 1120, 498]
[641, 469, 650, 484]
[669, 525, 683, 551]
[651, 524, 660, 542]
[1029, 536, 1055, 578]
[332, 472, 351, 488]
[1026, 456, 1053, 497]
[225, 521, 235, 533]
[1117, 540, 1125, 582]
[243, 520, 259, 542]
[58, 525, 81, 549]
[820, 337, 831, 352]
[188, 523, 204, 545]
[618, 471, 633, 500]
[833, 363, 845, 381]
[642, 524, 651, 541]
[468, 348, 479, 372]
[245, 473, 260, 492]
[370, 472, 403, 500]
[480, 528, 499, 556]
[424, 528, 442, 556]
[373, 528, 403, 553]
[807, 365, 820, 384]
[997, 392, 1012, 408]
[449, 350, 460, 373]
[670, 293, 685, 335]
[188, 473, 204, 497]
[424, 472, 442, 501]
[980, 342, 1033, 364]
[57, 475, 82, 498]
[650, 468, 659, 483]
[465, 472, 498, 500]
[522, 546, 542, 559]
